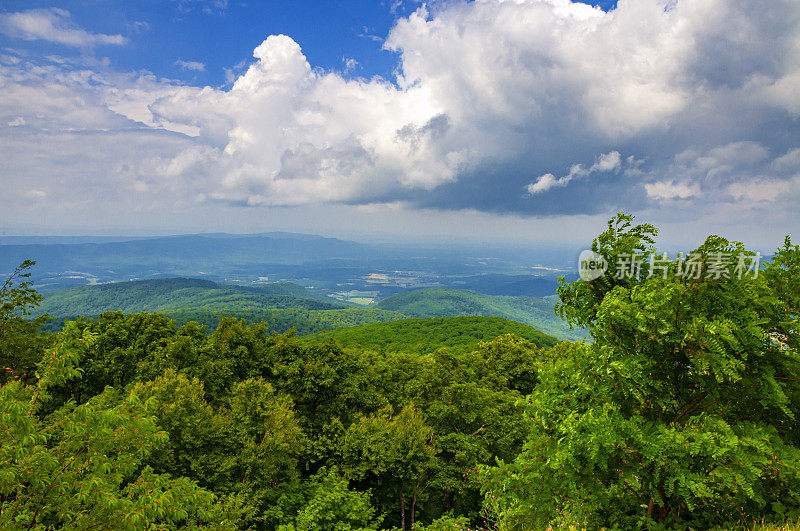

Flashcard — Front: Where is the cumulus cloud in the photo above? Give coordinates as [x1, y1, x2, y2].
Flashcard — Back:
[773, 149, 800, 173]
[136, 34, 460, 206]
[342, 57, 359, 73]
[0, 9, 126, 47]
[728, 179, 793, 202]
[527, 151, 622, 194]
[2, 0, 800, 241]
[175, 59, 206, 72]
[645, 181, 700, 201]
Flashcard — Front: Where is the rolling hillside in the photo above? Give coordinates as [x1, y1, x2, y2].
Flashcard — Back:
[35, 277, 409, 335]
[34, 277, 350, 316]
[303, 315, 559, 353]
[376, 287, 587, 341]
[34, 279, 584, 341]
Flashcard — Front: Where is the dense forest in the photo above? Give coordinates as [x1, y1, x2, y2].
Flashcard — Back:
[34, 278, 409, 336]
[34, 278, 350, 315]
[1, 214, 799, 530]
[33, 278, 583, 340]
[302, 316, 558, 354]
[376, 289, 586, 341]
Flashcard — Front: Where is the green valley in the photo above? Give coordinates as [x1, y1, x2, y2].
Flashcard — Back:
[33, 277, 586, 340]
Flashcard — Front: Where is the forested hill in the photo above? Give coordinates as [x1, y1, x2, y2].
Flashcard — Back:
[377, 287, 587, 341]
[303, 315, 558, 353]
[36, 280, 586, 341]
[34, 277, 350, 316]
[5, 215, 799, 529]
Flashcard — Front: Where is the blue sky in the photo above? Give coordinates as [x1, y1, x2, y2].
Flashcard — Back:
[0, 0, 798, 249]
[1, 0, 406, 85]
[1, 1, 617, 86]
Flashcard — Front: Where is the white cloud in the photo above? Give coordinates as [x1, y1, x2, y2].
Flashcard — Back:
[357, 26, 384, 43]
[526, 151, 621, 194]
[7, 117, 25, 127]
[591, 151, 622, 173]
[342, 57, 359, 73]
[526, 173, 560, 195]
[174, 59, 206, 72]
[0, 9, 126, 47]
[773, 148, 800, 173]
[728, 179, 793, 202]
[130, 21, 151, 34]
[645, 181, 700, 201]
[1, 0, 800, 242]
[138, 34, 458, 206]
[644, 143, 800, 207]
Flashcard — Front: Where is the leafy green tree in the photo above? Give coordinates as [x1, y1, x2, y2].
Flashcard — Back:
[277, 467, 382, 531]
[410, 514, 471, 530]
[341, 405, 438, 530]
[393, 341, 533, 523]
[132, 371, 305, 528]
[764, 236, 800, 360]
[261, 337, 386, 452]
[482, 213, 800, 528]
[129, 369, 218, 480]
[471, 334, 542, 395]
[0, 322, 233, 530]
[45, 311, 180, 406]
[0, 260, 50, 385]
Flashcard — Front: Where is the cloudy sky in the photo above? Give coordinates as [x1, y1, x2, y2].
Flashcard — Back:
[1, 0, 798, 250]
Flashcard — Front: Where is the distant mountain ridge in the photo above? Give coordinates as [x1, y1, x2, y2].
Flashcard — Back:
[0, 231, 331, 245]
[0, 233, 375, 273]
[0, 233, 384, 292]
[0, 231, 573, 300]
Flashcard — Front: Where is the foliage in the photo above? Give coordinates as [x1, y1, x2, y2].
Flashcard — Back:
[7, 292, 546, 529]
[377, 288, 586, 341]
[163, 307, 408, 335]
[33, 277, 349, 318]
[341, 405, 438, 530]
[482, 213, 800, 529]
[5, 217, 798, 530]
[0, 322, 233, 530]
[0, 261, 50, 385]
[277, 467, 382, 531]
[303, 316, 557, 353]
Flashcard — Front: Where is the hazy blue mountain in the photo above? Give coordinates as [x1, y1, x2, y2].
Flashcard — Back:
[0, 234, 374, 271]
[0, 233, 382, 292]
[1, 232, 577, 300]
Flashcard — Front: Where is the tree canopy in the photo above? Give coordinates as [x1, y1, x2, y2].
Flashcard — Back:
[1, 213, 798, 530]
[482, 213, 800, 529]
